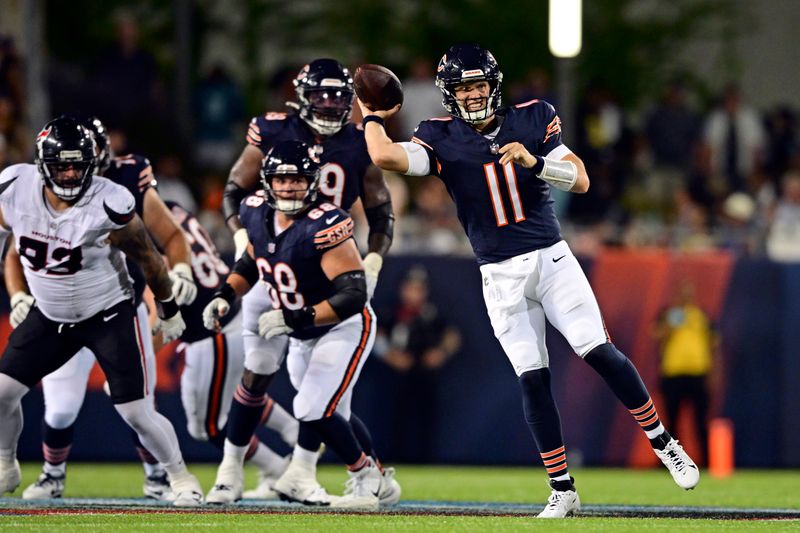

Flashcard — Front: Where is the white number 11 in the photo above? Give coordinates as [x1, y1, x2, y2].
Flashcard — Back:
[483, 162, 526, 227]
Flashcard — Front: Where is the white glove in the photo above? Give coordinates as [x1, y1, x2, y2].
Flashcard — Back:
[202, 297, 230, 331]
[363, 252, 384, 299]
[170, 262, 198, 306]
[233, 228, 249, 261]
[258, 309, 293, 340]
[153, 311, 186, 343]
[9, 292, 34, 328]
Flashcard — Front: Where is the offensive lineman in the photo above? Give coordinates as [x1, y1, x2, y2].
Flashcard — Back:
[204, 140, 389, 509]
[358, 43, 699, 517]
[211, 58, 395, 503]
[8, 115, 198, 500]
[165, 200, 294, 497]
[0, 117, 204, 506]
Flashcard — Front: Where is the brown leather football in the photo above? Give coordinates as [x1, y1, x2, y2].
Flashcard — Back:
[354, 64, 404, 111]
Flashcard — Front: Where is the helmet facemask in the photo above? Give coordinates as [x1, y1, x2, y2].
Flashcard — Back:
[35, 119, 98, 203]
[262, 171, 319, 215]
[437, 75, 503, 124]
[298, 87, 354, 137]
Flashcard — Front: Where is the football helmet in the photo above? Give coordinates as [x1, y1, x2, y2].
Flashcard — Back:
[59, 113, 112, 174]
[435, 43, 503, 124]
[294, 58, 355, 137]
[260, 140, 321, 215]
[35, 116, 97, 202]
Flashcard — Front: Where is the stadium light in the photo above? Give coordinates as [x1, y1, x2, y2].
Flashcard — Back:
[549, 0, 582, 58]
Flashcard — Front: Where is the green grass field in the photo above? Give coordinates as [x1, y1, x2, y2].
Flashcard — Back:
[2, 463, 799, 531]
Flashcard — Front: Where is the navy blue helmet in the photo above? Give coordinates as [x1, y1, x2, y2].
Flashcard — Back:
[260, 140, 321, 214]
[435, 43, 503, 124]
[35, 116, 97, 202]
[293, 58, 355, 137]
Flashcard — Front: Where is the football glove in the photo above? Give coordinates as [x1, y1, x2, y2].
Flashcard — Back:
[202, 297, 230, 331]
[170, 262, 198, 306]
[233, 228, 249, 261]
[9, 292, 34, 329]
[258, 310, 293, 340]
[154, 312, 186, 343]
[363, 252, 383, 299]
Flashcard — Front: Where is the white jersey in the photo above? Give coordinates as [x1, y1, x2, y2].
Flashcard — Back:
[0, 164, 136, 322]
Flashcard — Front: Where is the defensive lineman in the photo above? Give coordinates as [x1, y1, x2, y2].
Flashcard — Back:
[358, 43, 699, 518]
[8, 115, 198, 500]
[0, 117, 203, 505]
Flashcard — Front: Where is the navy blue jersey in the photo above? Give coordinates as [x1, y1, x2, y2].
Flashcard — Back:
[164, 201, 239, 343]
[411, 100, 565, 264]
[246, 112, 371, 210]
[105, 154, 155, 303]
[240, 193, 355, 340]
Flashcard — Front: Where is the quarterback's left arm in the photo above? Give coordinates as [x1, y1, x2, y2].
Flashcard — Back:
[142, 188, 197, 305]
[258, 239, 366, 339]
[498, 143, 589, 193]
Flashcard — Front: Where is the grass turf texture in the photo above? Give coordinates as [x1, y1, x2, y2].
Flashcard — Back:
[2, 463, 798, 531]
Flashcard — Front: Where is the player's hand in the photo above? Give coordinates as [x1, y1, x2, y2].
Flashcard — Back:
[498, 142, 537, 168]
[363, 252, 383, 299]
[9, 292, 34, 328]
[202, 297, 230, 331]
[154, 312, 186, 343]
[233, 228, 249, 261]
[170, 263, 197, 306]
[357, 98, 402, 121]
[258, 309, 293, 340]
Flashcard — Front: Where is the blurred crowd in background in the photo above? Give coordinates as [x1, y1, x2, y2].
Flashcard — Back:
[1, 9, 799, 262]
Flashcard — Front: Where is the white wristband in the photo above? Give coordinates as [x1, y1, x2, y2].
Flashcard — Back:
[537, 158, 577, 192]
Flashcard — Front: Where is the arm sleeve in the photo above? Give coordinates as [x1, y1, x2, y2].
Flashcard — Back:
[399, 142, 431, 176]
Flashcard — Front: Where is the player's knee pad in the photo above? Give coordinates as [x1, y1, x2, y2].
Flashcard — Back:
[292, 393, 315, 422]
[45, 410, 80, 430]
[113, 398, 153, 433]
[584, 342, 628, 374]
[243, 347, 284, 376]
[518, 368, 556, 423]
[0, 373, 28, 411]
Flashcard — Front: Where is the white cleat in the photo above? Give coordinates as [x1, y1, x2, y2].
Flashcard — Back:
[22, 471, 64, 499]
[333, 459, 381, 511]
[538, 488, 581, 518]
[0, 459, 21, 495]
[378, 466, 401, 506]
[144, 472, 175, 501]
[206, 458, 244, 504]
[654, 438, 700, 490]
[170, 472, 205, 507]
[273, 460, 336, 506]
[242, 473, 280, 500]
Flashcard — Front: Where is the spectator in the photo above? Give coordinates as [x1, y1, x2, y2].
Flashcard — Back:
[653, 281, 718, 465]
[766, 171, 800, 262]
[396, 58, 444, 140]
[374, 266, 461, 462]
[0, 36, 25, 117]
[194, 64, 246, 171]
[88, 10, 167, 154]
[153, 154, 197, 213]
[0, 93, 30, 164]
[644, 80, 701, 210]
[702, 84, 766, 195]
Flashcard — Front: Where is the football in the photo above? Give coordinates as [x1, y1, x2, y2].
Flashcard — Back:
[354, 64, 404, 112]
